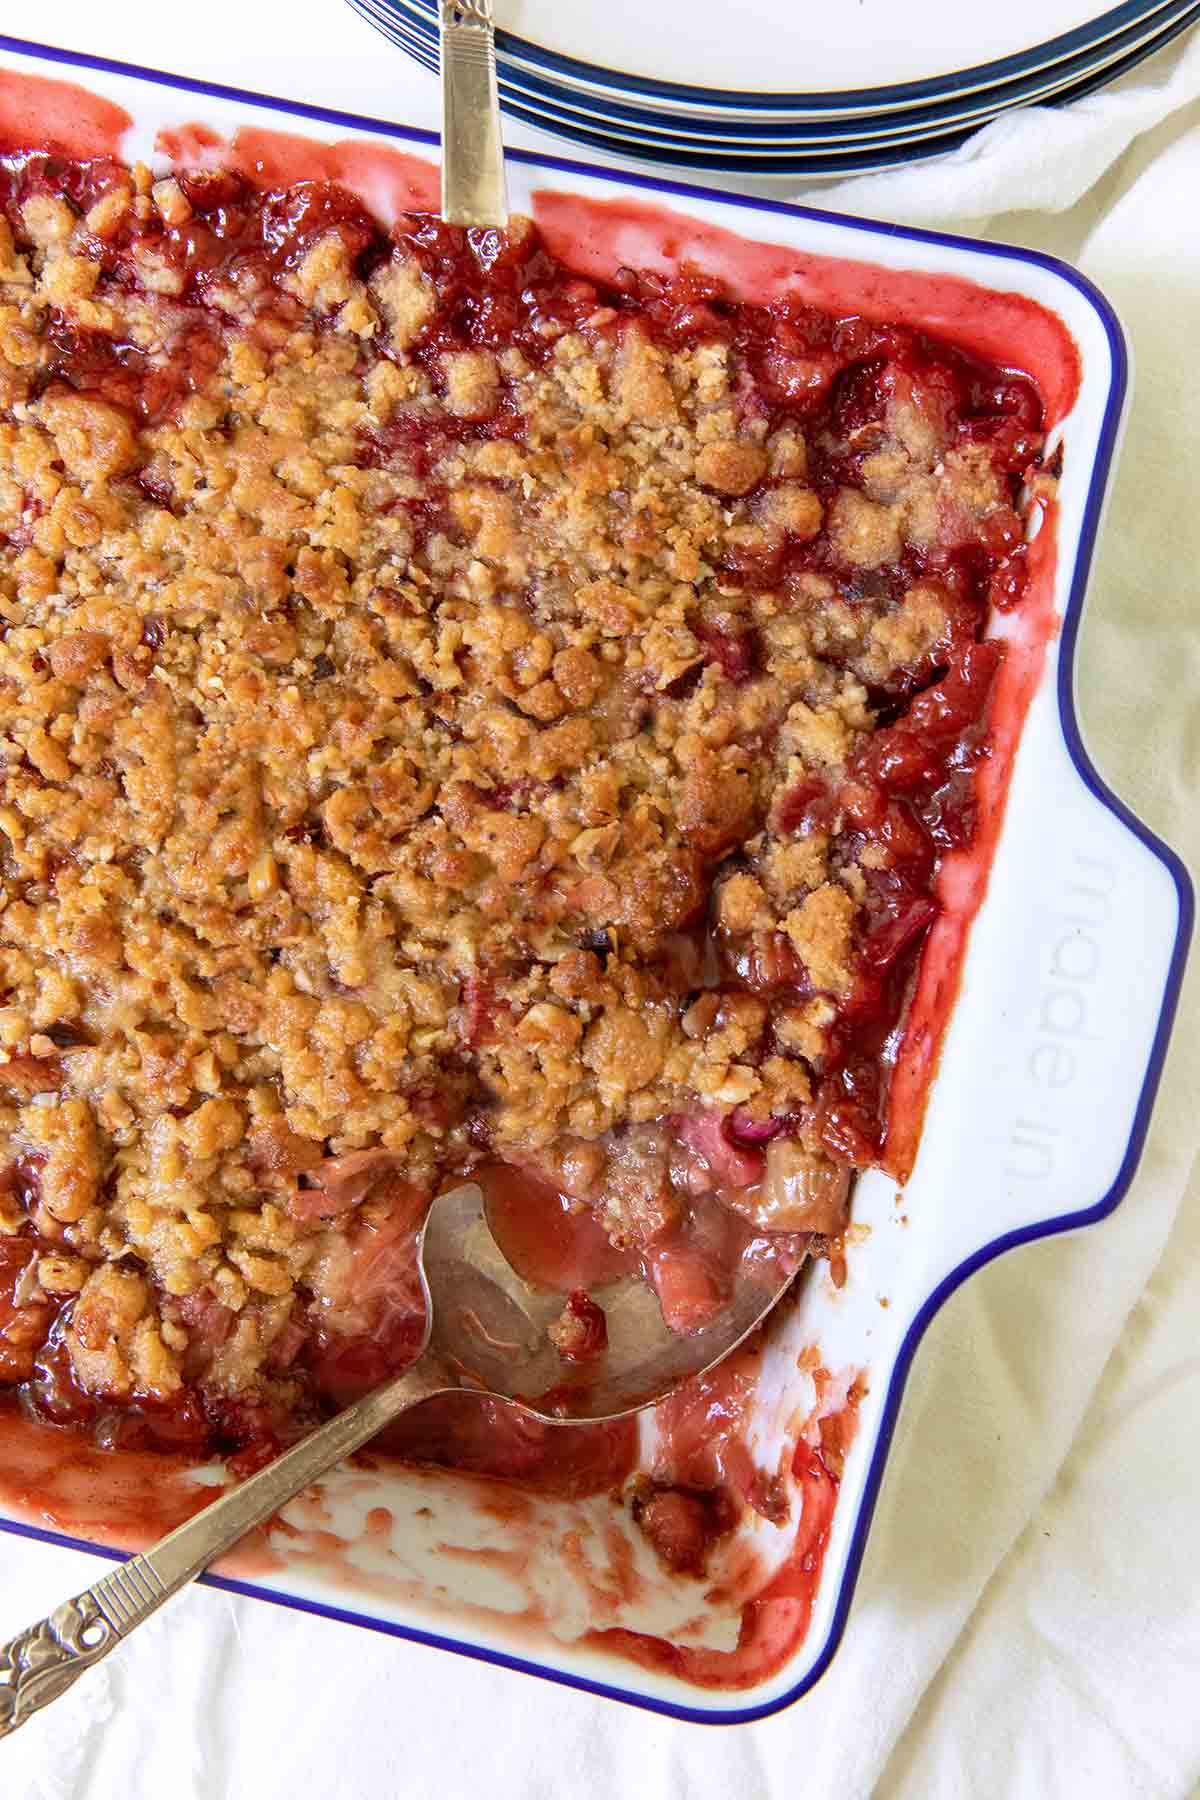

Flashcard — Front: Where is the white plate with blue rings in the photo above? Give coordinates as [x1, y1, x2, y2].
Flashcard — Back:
[375, 0, 1192, 118]
[363, 0, 1197, 145]
[352, 0, 1200, 175]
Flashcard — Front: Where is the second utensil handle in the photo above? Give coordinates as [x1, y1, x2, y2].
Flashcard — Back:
[440, 0, 508, 226]
[0, 1355, 448, 1737]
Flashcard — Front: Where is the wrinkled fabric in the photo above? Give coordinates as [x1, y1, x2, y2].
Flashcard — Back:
[809, 27, 1200, 226]
[2, 12, 1199, 1797]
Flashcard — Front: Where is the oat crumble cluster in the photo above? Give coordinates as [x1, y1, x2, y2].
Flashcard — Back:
[0, 152, 1048, 1458]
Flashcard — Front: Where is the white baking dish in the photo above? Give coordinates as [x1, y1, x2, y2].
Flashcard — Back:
[0, 32, 1189, 1724]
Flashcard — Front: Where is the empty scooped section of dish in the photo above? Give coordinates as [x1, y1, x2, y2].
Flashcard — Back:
[236, 1240, 873, 1685]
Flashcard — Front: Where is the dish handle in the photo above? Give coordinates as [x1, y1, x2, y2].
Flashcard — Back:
[917, 730, 1190, 1273]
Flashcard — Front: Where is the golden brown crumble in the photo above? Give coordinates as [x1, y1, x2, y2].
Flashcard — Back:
[0, 155, 1048, 1427]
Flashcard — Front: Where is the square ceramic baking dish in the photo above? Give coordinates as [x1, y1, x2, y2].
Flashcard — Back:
[0, 31, 1189, 1724]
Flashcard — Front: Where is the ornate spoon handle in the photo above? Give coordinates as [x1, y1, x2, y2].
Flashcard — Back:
[439, 0, 508, 226]
[0, 1357, 446, 1736]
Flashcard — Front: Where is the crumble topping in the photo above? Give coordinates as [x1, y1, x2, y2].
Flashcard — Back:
[0, 152, 1049, 1444]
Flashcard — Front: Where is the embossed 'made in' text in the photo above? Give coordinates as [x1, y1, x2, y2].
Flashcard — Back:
[1006, 853, 1117, 1182]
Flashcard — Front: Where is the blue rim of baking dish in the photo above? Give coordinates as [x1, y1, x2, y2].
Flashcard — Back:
[346, 0, 1200, 175]
[0, 31, 1190, 1728]
[358, 0, 1197, 143]
[380, 0, 1183, 114]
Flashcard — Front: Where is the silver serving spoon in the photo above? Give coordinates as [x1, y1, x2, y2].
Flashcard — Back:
[0, 1181, 797, 1733]
[439, 0, 508, 227]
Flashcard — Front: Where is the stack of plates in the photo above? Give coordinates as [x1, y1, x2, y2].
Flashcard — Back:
[346, 0, 1200, 176]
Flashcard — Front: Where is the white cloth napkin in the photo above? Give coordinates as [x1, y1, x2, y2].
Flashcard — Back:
[3, 14, 1200, 1797]
[809, 25, 1200, 225]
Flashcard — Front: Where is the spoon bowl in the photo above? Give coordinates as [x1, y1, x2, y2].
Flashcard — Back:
[422, 1181, 795, 1419]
